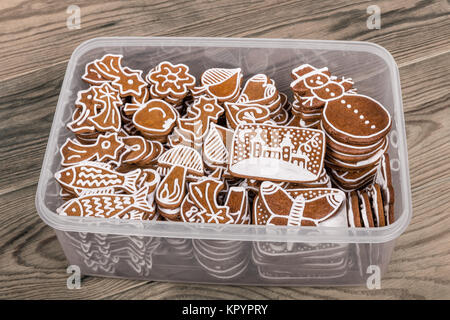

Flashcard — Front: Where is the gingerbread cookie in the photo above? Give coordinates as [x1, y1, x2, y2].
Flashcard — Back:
[254, 182, 346, 227]
[174, 96, 224, 147]
[203, 123, 234, 168]
[181, 178, 231, 224]
[68, 83, 123, 135]
[136, 141, 164, 167]
[237, 74, 278, 105]
[146, 61, 195, 105]
[60, 133, 124, 166]
[347, 191, 362, 227]
[57, 186, 155, 220]
[137, 168, 160, 192]
[90, 83, 123, 133]
[324, 142, 388, 170]
[157, 145, 204, 176]
[374, 152, 395, 224]
[156, 165, 187, 217]
[111, 66, 148, 100]
[180, 178, 247, 224]
[291, 64, 353, 98]
[230, 123, 325, 182]
[289, 64, 355, 130]
[120, 135, 151, 165]
[82, 54, 122, 85]
[133, 99, 178, 137]
[272, 107, 290, 126]
[322, 94, 392, 145]
[329, 165, 378, 190]
[225, 186, 250, 224]
[224, 102, 271, 130]
[358, 190, 375, 228]
[323, 123, 387, 155]
[321, 93, 392, 191]
[67, 87, 101, 134]
[192, 68, 242, 103]
[367, 183, 386, 227]
[291, 64, 331, 81]
[83, 54, 148, 100]
[55, 161, 140, 196]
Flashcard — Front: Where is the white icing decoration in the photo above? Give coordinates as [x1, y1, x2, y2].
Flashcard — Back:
[322, 94, 392, 140]
[230, 123, 325, 182]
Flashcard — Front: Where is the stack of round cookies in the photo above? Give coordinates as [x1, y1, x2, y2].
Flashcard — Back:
[321, 94, 391, 191]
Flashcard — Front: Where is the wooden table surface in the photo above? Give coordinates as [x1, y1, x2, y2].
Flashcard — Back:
[0, 0, 449, 300]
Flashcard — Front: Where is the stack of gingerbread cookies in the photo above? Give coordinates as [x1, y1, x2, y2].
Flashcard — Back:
[321, 92, 391, 192]
[288, 64, 355, 129]
[55, 54, 395, 235]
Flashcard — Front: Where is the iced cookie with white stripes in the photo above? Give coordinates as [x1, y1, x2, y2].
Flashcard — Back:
[55, 161, 140, 196]
[253, 182, 346, 227]
[180, 178, 248, 224]
[57, 185, 156, 220]
[192, 68, 242, 104]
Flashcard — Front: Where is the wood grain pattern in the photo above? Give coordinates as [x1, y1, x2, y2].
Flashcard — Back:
[0, 0, 449, 299]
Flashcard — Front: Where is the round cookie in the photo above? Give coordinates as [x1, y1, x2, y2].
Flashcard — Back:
[322, 94, 392, 145]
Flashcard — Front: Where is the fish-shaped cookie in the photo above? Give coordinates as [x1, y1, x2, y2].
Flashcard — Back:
[57, 186, 154, 220]
[55, 161, 141, 196]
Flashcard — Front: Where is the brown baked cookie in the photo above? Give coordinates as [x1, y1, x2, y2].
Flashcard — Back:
[180, 178, 233, 224]
[329, 165, 378, 188]
[322, 122, 387, 155]
[192, 68, 243, 104]
[173, 96, 224, 148]
[367, 183, 386, 227]
[55, 161, 140, 196]
[157, 145, 204, 177]
[203, 123, 234, 168]
[374, 152, 395, 224]
[347, 191, 362, 227]
[120, 136, 151, 165]
[254, 182, 346, 227]
[322, 94, 392, 145]
[225, 187, 250, 224]
[133, 99, 178, 137]
[60, 133, 125, 166]
[155, 165, 187, 220]
[224, 102, 271, 129]
[229, 123, 325, 183]
[82, 54, 148, 101]
[358, 190, 375, 228]
[57, 185, 156, 220]
[146, 61, 196, 105]
[326, 137, 388, 163]
[90, 83, 123, 133]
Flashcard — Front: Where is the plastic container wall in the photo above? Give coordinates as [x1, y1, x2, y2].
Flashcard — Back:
[55, 230, 396, 285]
[37, 38, 411, 285]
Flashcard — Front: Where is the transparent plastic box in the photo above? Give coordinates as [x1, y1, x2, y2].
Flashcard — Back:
[35, 37, 412, 285]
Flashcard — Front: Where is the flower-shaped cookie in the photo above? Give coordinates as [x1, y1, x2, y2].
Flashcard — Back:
[146, 61, 196, 104]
